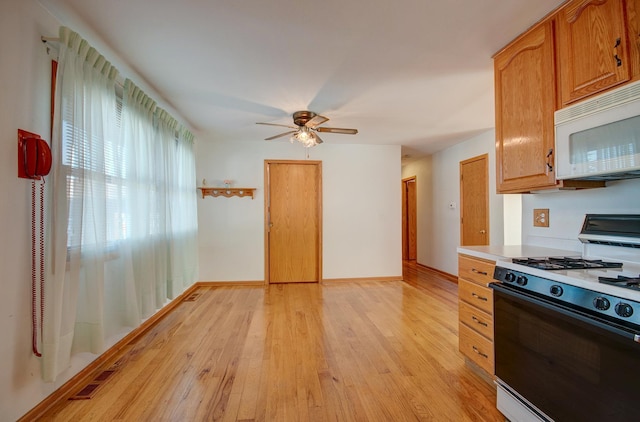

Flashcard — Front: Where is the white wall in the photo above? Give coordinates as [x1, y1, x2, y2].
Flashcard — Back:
[1, 1, 63, 420]
[1, 2, 202, 419]
[402, 129, 505, 276]
[522, 178, 640, 250]
[195, 140, 403, 281]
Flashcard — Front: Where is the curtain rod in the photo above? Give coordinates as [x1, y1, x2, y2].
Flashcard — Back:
[41, 35, 127, 89]
[40, 34, 192, 136]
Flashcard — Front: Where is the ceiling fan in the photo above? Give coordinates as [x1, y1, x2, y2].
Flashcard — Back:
[257, 110, 358, 147]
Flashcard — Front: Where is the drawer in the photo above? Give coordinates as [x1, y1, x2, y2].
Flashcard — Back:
[458, 254, 495, 286]
[459, 323, 494, 375]
[458, 279, 493, 315]
[459, 300, 493, 341]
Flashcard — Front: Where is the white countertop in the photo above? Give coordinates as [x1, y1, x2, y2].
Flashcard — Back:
[457, 245, 580, 262]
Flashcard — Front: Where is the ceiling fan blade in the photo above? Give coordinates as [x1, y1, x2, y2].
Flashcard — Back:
[265, 130, 297, 141]
[313, 133, 323, 144]
[306, 114, 329, 129]
[316, 127, 358, 135]
[257, 122, 298, 129]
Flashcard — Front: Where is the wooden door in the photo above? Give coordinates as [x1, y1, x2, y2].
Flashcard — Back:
[265, 160, 322, 283]
[494, 21, 557, 193]
[557, 0, 630, 105]
[402, 177, 417, 260]
[460, 155, 489, 246]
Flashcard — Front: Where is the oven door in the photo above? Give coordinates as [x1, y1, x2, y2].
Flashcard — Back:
[492, 283, 640, 422]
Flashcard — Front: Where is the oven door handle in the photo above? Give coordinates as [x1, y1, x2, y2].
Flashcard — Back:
[491, 282, 640, 343]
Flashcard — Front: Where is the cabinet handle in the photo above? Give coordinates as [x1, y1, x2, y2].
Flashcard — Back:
[472, 346, 488, 358]
[546, 148, 553, 172]
[614, 37, 622, 67]
[471, 268, 488, 276]
[471, 292, 488, 301]
[472, 316, 488, 327]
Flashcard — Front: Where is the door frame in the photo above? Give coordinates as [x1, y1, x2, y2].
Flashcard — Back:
[264, 159, 323, 284]
[401, 176, 417, 260]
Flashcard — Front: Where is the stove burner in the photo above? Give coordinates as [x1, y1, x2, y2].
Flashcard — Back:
[513, 256, 624, 271]
[599, 275, 640, 291]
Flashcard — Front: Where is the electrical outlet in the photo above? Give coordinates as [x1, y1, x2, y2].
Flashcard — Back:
[534, 208, 549, 227]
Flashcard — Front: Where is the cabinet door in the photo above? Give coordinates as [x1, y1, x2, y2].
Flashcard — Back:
[627, 0, 640, 79]
[557, 0, 630, 105]
[494, 21, 557, 193]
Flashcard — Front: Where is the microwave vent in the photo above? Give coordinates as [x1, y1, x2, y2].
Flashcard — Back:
[578, 214, 640, 248]
[581, 239, 640, 248]
[555, 80, 640, 124]
[570, 169, 640, 181]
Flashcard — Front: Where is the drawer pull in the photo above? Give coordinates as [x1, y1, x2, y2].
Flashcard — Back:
[472, 346, 488, 359]
[471, 292, 488, 301]
[472, 316, 488, 327]
[471, 268, 488, 276]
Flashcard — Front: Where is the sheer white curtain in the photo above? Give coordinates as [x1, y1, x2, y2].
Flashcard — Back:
[44, 26, 119, 381]
[44, 27, 198, 382]
[167, 127, 198, 297]
[121, 80, 198, 316]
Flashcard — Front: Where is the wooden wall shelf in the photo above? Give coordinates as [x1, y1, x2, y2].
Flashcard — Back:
[198, 187, 255, 199]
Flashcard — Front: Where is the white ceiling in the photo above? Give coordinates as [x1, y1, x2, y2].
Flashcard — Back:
[40, 0, 563, 158]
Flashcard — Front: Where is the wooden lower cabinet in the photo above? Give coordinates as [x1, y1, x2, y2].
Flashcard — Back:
[459, 323, 495, 375]
[459, 300, 494, 340]
[458, 254, 496, 378]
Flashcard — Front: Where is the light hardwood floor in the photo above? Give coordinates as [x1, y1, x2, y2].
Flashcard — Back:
[38, 262, 503, 421]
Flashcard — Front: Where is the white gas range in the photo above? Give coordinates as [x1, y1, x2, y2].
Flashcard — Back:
[496, 256, 640, 304]
[491, 214, 640, 422]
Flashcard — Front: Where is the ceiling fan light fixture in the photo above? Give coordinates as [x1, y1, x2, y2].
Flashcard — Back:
[291, 126, 319, 147]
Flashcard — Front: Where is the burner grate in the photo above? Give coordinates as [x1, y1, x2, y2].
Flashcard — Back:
[513, 257, 623, 271]
[598, 275, 640, 290]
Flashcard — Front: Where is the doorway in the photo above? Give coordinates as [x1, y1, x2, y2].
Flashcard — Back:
[265, 160, 322, 283]
[460, 154, 489, 246]
[402, 176, 417, 261]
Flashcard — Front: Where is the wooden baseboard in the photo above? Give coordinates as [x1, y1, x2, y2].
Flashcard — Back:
[415, 262, 458, 284]
[322, 276, 403, 283]
[196, 280, 265, 287]
[18, 283, 200, 422]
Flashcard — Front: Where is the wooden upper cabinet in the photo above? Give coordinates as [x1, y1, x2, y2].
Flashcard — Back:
[627, 0, 640, 79]
[557, 0, 631, 105]
[494, 21, 557, 193]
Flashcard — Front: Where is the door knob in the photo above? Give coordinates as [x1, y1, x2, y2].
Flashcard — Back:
[479, 230, 486, 234]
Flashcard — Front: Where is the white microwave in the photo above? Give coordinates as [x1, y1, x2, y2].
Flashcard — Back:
[555, 80, 640, 181]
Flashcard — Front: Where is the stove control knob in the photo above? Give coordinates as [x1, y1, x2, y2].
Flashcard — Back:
[550, 285, 563, 297]
[516, 275, 528, 286]
[593, 297, 610, 311]
[505, 273, 516, 283]
[615, 302, 634, 318]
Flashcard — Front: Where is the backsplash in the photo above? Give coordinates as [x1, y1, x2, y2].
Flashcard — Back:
[522, 178, 640, 247]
